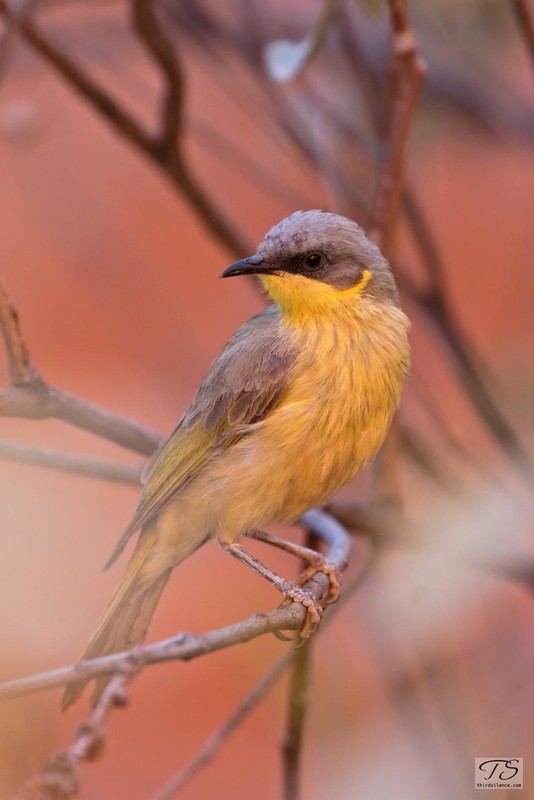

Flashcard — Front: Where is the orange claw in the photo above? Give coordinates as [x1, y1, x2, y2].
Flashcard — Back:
[296, 561, 341, 606]
[277, 579, 323, 639]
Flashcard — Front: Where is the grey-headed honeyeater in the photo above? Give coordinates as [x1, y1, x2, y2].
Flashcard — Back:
[62, 210, 410, 709]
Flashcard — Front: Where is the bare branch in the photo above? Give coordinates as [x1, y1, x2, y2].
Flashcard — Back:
[152, 538, 375, 799]
[131, 0, 183, 156]
[0, 0, 249, 258]
[280, 528, 316, 800]
[0, 612, 302, 703]
[0, 0, 152, 150]
[0, 0, 37, 78]
[399, 190, 534, 484]
[282, 642, 311, 800]
[362, 1, 425, 508]
[0, 384, 160, 456]
[510, 0, 534, 77]
[17, 670, 135, 800]
[0, 278, 40, 385]
[330, 501, 534, 592]
[0, 279, 161, 456]
[0, 509, 351, 703]
[153, 655, 292, 800]
[367, 0, 426, 255]
[0, 440, 142, 484]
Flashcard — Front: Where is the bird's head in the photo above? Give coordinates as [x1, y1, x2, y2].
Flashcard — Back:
[221, 210, 399, 314]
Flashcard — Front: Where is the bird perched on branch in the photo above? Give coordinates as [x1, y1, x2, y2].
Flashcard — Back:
[62, 210, 410, 709]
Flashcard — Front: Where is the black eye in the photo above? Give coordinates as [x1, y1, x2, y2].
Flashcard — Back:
[305, 254, 321, 268]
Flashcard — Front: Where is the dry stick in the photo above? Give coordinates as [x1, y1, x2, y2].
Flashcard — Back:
[409, 369, 509, 491]
[510, 0, 534, 76]
[152, 655, 292, 800]
[131, 0, 183, 156]
[0, 0, 249, 259]
[285, 673, 310, 800]
[280, 529, 319, 800]
[282, 642, 311, 800]
[399, 426, 464, 495]
[153, 536, 376, 800]
[0, 277, 161, 456]
[0, 440, 143, 484]
[365, 0, 425, 507]
[0, 277, 38, 384]
[0, 509, 351, 703]
[0, 0, 36, 83]
[367, 0, 426, 254]
[0, 384, 161, 455]
[9, 511, 351, 800]
[331, 499, 534, 592]
[401, 189, 534, 483]
[16, 670, 136, 800]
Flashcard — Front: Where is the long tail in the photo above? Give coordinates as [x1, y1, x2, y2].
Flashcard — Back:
[61, 528, 170, 711]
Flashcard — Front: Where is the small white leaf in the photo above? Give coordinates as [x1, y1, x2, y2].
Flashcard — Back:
[263, 36, 314, 83]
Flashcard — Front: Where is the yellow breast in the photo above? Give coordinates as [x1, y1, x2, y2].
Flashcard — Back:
[192, 275, 410, 538]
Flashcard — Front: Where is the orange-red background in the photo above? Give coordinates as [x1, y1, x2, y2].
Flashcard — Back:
[1, 5, 533, 799]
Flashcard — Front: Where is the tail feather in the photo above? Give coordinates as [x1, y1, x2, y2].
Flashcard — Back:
[61, 529, 168, 711]
[89, 569, 170, 708]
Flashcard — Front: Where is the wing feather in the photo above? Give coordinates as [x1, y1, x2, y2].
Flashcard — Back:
[105, 307, 293, 568]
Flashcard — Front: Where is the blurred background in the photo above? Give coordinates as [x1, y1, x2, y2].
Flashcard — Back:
[0, 1, 534, 798]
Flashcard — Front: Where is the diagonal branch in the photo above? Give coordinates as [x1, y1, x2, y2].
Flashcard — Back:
[0, 0, 152, 150]
[131, 0, 184, 157]
[0, 278, 161, 455]
[153, 654, 292, 800]
[16, 670, 135, 800]
[0, 509, 351, 704]
[364, 0, 425, 509]
[510, 0, 534, 78]
[400, 188, 534, 484]
[0, 278, 40, 386]
[0, 440, 143, 483]
[367, 0, 426, 257]
[281, 528, 318, 800]
[0, 384, 161, 455]
[152, 543, 376, 800]
[0, 0, 249, 258]
[282, 641, 311, 800]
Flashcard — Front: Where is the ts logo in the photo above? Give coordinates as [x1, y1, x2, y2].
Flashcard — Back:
[477, 759, 520, 781]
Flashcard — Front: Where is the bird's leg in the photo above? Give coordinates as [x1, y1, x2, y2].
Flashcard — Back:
[220, 542, 323, 638]
[247, 529, 340, 605]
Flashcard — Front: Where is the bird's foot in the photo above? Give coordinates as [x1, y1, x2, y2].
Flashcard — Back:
[276, 579, 323, 639]
[296, 559, 341, 606]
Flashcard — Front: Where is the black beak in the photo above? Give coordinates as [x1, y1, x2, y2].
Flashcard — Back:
[220, 256, 279, 278]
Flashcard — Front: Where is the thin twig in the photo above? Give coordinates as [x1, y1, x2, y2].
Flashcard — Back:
[0, 0, 37, 77]
[0, 385, 161, 455]
[281, 529, 318, 800]
[0, 0, 249, 258]
[0, 278, 161, 456]
[153, 531, 375, 800]
[365, 0, 425, 507]
[0, 509, 351, 703]
[510, 0, 534, 78]
[367, 0, 426, 256]
[17, 669, 136, 800]
[401, 187, 534, 484]
[153, 654, 292, 800]
[0, 440, 143, 484]
[131, 0, 184, 156]
[282, 642, 311, 800]
[0, 278, 39, 385]
[330, 500, 534, 592]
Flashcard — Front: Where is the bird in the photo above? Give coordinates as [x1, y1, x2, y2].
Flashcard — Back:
[61, 209, 410, 709]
